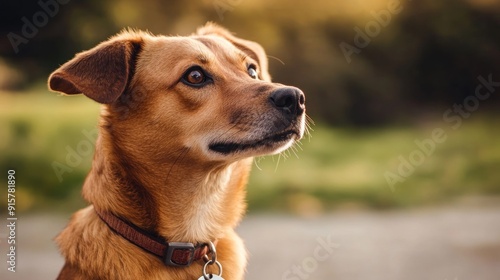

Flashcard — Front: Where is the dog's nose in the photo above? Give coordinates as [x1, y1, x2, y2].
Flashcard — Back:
[269, 87, 305, 116]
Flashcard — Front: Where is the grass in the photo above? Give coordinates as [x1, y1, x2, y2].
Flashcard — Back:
[1, 88, 499, 214]
[248, 118, 500, 213]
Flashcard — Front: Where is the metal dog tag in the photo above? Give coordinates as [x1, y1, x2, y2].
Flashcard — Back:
[197, 275, 224, 280]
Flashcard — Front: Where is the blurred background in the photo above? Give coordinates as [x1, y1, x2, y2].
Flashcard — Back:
[1, 0, 499, 279]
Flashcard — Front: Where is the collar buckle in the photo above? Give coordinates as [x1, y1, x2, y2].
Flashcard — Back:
[164, 242, 195, 267]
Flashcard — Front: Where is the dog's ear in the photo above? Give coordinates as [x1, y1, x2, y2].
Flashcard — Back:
[48, 35, 143, 104]
[197, 23, 271, 81]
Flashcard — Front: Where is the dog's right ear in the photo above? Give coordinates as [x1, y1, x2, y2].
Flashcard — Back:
[48, 36, 143, 104]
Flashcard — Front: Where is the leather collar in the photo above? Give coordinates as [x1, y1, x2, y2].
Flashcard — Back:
[95, 208, 212, 267]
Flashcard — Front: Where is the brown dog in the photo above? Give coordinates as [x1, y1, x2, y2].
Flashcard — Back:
[48, 23, 305, 280]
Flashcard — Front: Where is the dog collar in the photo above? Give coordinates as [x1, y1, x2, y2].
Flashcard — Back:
[95, 208, 213, 267]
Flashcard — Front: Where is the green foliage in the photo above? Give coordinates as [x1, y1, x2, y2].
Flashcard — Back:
[1, 91, 498, 213]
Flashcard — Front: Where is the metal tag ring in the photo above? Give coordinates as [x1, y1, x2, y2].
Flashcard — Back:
[203, 241, 217, 264]
[202, 260, 222, 279]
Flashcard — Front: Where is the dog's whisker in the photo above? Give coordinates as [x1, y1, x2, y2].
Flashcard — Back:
[254, 157, 263, 171]
[305, 115, 315, 131]
[267, 55, 285, 65]
[164, 147, 190, 184]
[305, 114, 315, 126]
[214, 122, 240, 141]
[281, 151, 288, 161]
[296, 143, 304, 152]
[295, 139, 304, 147]
[304, 114, 315, 142]
[274, 153, 283, 172]
[291, 146, 300, 159]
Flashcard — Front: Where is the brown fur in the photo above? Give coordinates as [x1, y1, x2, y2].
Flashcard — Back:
[48, 23, 305, 280]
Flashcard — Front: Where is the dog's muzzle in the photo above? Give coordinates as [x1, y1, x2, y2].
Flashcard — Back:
[208, 86, 305, 155]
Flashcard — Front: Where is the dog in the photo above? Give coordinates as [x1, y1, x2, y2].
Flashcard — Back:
[48, 23, 306, 280]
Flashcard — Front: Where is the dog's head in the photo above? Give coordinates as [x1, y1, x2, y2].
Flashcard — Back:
[48, 23, 306, 164]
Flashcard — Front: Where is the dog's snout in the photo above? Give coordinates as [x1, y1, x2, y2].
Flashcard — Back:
[269, 87, 305, 116]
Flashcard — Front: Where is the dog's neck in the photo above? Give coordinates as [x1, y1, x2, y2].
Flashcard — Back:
[82, 128, 251, 243]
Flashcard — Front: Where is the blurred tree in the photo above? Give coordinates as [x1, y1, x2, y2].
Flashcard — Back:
[1, 0, 114, 87]
[1, 0, 499, 125]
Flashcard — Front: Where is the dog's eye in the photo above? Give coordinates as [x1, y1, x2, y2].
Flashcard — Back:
[247, 65, 258, 79]
[182, 67, 211, 87]
[185, 69, 205, 84]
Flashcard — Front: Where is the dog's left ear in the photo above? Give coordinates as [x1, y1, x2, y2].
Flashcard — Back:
[48, 35, 143, 104]
[197, 23, 271, 81]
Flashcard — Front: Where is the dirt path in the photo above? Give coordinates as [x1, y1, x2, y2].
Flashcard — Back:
[2, 205, 500, 280]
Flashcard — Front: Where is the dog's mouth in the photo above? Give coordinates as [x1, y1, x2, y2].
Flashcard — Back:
[209, 130, 300, 155]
